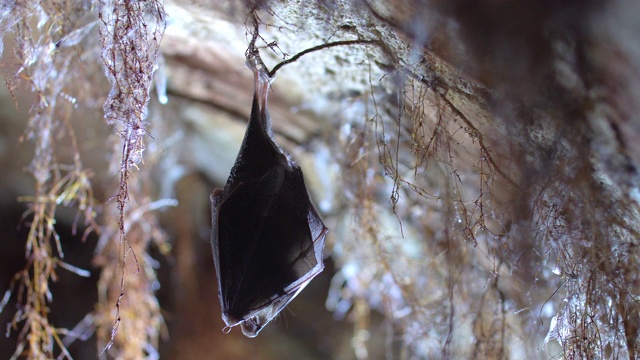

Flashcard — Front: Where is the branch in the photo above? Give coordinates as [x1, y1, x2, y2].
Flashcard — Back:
[268, 39, 379, 78]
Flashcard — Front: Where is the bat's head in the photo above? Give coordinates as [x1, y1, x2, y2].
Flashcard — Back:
[221, 298, 283, 338]
[238, 311, 271, 338]
[221, 282, 311, 337]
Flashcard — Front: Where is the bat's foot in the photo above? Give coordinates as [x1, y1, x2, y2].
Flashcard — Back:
[245, 49, 272, 87]
[245, 48, 274, 130]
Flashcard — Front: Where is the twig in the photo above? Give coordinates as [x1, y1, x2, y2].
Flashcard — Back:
[246, 7, 381, 78]
[268, 39, 379, 78]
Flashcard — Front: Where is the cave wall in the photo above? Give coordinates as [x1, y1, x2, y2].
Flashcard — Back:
[1, 0, 640, 359]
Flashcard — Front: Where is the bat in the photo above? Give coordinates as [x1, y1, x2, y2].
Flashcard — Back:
[210, 56, 328, 338]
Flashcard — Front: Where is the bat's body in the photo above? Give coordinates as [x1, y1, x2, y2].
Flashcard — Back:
[211, 57, 328, 338]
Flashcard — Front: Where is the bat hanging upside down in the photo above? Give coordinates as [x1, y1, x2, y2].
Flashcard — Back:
[210, 54, 328, 337]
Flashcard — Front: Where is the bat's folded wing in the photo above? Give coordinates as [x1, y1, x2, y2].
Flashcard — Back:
[213, 164, 327, 337]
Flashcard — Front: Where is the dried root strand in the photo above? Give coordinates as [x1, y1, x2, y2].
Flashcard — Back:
[97, 0, 166, 357]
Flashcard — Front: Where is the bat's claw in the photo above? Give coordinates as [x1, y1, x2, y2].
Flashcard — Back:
[245, 49, 273, 85]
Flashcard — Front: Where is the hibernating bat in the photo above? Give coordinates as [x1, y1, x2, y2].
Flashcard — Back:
[210, 56, 328, 338]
